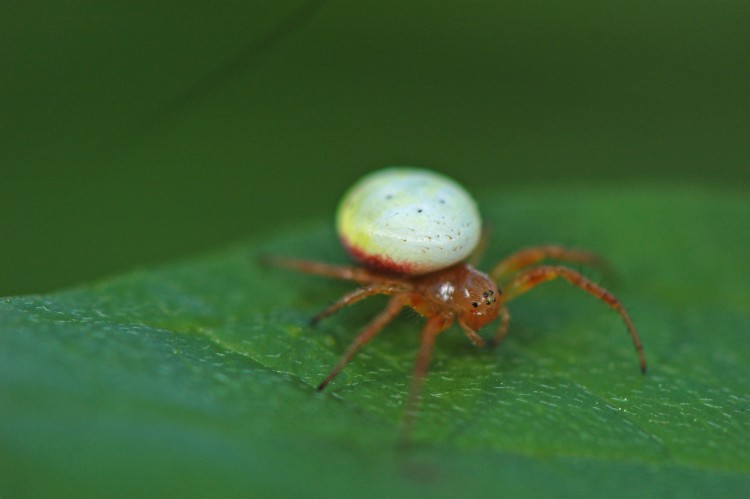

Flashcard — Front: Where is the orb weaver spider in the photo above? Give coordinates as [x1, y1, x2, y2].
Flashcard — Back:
[268, 168, 646, 435]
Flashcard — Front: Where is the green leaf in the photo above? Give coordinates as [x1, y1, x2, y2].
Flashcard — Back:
[2, 186, 749, 498]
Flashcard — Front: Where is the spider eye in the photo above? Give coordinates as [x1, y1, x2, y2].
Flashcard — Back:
[471, 301, 479, 308]
[483, 289, 497, 304]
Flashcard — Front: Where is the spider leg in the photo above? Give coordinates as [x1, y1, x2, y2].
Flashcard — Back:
[490, 245, 608, 284]
[264, 256, 392, 285]
[400, 313, 454, 442]
[310, 284, 411, 325]
[317, 295, 406, 391]
[457, 319, 486, 347]
[490, 305, 511, 346]
[504, 265, 646, 374]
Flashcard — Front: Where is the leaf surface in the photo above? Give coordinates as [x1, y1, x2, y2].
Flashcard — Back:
[1, 186, 749, 498]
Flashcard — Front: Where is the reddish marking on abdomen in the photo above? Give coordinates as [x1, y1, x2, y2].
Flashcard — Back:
[340, 236, 417, 275]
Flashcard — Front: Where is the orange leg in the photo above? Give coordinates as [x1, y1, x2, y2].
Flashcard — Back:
[400, 313, 454, 442]
[457, 319, 486, 347]
[310, 284, 410, 325]
[504, 265, 646, 374]
[490, 245, 607, 284]
[317, 295, 406, 391]
[491, 305, 511, 346]
[264, 256, 397, 285]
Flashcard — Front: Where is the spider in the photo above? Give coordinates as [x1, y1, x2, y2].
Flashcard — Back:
[268, 168, 646, 434]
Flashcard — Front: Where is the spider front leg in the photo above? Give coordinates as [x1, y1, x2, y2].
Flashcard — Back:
[490, 245, 608, 283]
[458, 319, 486, 347]
[491, 305, 511, 346]
[503, 265, 646, 374]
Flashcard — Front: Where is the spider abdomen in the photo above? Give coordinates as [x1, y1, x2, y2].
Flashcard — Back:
[336, 168, 482, 275]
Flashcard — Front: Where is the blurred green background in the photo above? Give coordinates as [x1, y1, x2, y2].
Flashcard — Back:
[2, 0, 748, 296]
